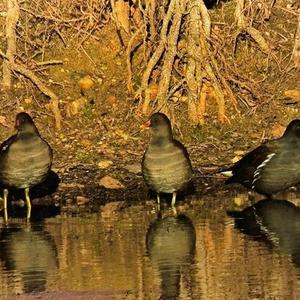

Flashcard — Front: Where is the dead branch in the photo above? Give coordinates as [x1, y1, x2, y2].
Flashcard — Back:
[36, 60, 63, 66]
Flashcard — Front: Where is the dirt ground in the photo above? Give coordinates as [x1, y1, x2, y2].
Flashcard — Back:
[0, 1, 299, 217]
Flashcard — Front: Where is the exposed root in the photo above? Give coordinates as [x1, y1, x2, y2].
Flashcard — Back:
[126, 25, 144, 93]
[293, 12, 300, 69]
[137, 0, 177, 114]
[134, 0, 240, 124]
[2, 0, 19, 88]
[156, 0, 185, 108]
[235, 0, 271, 54]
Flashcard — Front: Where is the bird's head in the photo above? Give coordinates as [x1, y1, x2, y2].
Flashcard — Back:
[15, 112, 38, 134]
[142, 112, 173, 141]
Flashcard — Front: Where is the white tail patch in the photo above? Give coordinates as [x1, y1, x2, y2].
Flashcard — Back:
[221, 170, 233, 177]
[252, 153, 276, 188]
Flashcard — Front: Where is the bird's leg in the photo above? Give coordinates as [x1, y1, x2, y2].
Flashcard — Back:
[156, 194, 161, 211]
[25, 188, 31, 221]
[171, 191, 177, 207]
[3, 189, 8, 222]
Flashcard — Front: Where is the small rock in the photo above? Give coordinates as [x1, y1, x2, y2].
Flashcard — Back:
[60, 182, 85, 189]
[76, 196, 90, 205]
[100, 201, 126, 218]
[65, 97, 87, 117]
[24, 98, 33, 104]
[98, 175, 124, 189]
[284, 90, 300, 100]
[124, 163, 141, 174]
[80, 139, 92, 147]
[78, 75, 94, 91]
[234, 150, 245, 156]
[98, 160, 113, 169]
[0, 116, 8, 127]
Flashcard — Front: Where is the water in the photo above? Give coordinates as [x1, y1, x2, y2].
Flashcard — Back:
[0, 194, 299, 299]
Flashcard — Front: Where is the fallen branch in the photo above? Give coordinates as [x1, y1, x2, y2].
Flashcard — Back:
[36, 60, 63, 66]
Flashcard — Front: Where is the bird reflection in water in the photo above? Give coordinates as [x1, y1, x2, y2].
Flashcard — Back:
[0, 222, 58, 294]
[228, 199, 300, 268]
[146, 211, 196, 299]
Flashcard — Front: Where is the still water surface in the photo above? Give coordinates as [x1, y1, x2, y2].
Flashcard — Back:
[0, 194, 299, 299]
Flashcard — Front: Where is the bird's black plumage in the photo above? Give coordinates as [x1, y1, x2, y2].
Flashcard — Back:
[0, 112, 53, 221]
[142, 113, 193, 206]
[223, 119, 300, 196]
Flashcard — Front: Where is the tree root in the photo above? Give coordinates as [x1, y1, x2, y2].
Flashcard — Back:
[235, 0, 271, 54]
[126, 25, 144, 93]
[2, 0, 19, 88]
[293, 12, 300, 69]
[136, 0, 177, 114]
[156, 0, 185, 108]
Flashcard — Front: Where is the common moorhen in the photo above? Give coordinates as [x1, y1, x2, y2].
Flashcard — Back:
[142, 113, 193, 207]
[0, 112, 53, 221]
[222, 119, 300, 196]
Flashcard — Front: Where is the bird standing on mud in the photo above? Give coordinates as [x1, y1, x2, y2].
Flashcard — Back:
[142, 113, 193, 208]
[0, 112, 53, 221]
[222, 119, 300, 197]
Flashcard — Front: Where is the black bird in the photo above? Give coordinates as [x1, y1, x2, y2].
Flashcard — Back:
[222, 119, 300, 197]
[228, 199, 300, 268]
[0, 112, 53, 221]
[146, 214, 196, 299]
[142, 113, 193, 207]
